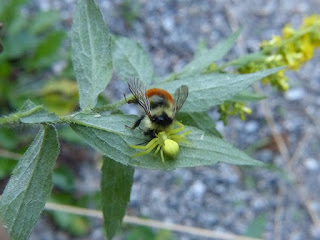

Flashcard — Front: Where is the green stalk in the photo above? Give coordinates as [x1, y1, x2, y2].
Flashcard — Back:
[0, 106, 42, 125]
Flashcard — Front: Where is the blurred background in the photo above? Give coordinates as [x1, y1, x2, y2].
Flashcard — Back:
[0, 0, 320, 239]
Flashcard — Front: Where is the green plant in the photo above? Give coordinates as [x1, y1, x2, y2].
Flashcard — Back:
[0, 0, 76, 181]
[0, 0, 285, 239]
[215, 14, 320, 124]
[0, 0, 94, 236]
[0, 0, 79, 116]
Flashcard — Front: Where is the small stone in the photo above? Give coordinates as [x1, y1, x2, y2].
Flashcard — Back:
[245, 121, 259, 133]
[285, 88, 305, 101]
[311, 225, 320, 239]
[304, 158, 319, 171]
[162, 17, 174, 32]
[186, 180, 206, 199]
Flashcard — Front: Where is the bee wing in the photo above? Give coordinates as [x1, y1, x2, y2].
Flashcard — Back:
[173, 85, 189, 116]
[128, 78, 152, 118]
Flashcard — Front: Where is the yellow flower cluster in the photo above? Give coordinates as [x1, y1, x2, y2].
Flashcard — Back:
[216, 15, 320, 124]
[240, 15, 320, 92]
[218, 101, 252, 125]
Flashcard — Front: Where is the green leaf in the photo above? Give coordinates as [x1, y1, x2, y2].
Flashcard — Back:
[29, 11, 60, 34]
[71, 0, 113, 110]
[155, 230, 177, 240]
[0, 0, 26, 25]
[112, 36, 154, 85]
[53, 166, 75, 192]
[0, 38, 3, 54]
[176, 112, 222, 138]
[156, 67, 283, 112]
[7, 13, 27, 35]
[231, 91, 266, 102]
[127, 226, 155, 240]
[179, 30, 240, 77]
[228, 52, 265, 68]
[245, 213, 267, 238]
[194, 39, 207, 59]
[19, 100, 59, 123]
[49, 193, 89, 236]
[0, 128, 19, 149]
[3, 32, 39, 59]
[101, 157, 134, 240]
[0, 100, 58, 125]
[58, 125, 87, 145]
[0, 124, 59, 240]
[27, 31, 66, 70]
[0, 158, 17, 179]
[52, 212, 89, 236]
[69, 113, 264, 170]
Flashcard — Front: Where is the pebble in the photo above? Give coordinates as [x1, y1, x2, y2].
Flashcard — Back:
[186, 180, 206, 199]
[285, 88, 305, 101]
[311, 225, 320, 239]
[245, 120, 259, 133]
[304, 158, 319, 171]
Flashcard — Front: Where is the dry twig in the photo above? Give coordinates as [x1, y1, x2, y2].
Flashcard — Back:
[45, 202, 262, 240]
[254, 84, 320, 236]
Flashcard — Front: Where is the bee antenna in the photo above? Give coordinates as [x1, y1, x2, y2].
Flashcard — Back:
[124, 93, 128, 103]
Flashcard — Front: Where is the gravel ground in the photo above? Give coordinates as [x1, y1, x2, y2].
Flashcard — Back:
[28, 0, 320, 239]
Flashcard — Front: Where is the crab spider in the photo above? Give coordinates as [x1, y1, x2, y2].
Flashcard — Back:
[129, 121, 192, 163]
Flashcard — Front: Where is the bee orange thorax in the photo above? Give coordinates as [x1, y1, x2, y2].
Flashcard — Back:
[145, 88, 174, 103]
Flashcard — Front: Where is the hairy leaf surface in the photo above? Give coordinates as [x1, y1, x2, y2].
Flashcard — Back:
[70, 113, 264, 170]
[101, 157, 134, 240]
[179, 30, 240, 77]
[0, 125, 59, 240]
[156, 67, 283, 112]
[71, 0, 113, 110]
[113, 36, 154, 85]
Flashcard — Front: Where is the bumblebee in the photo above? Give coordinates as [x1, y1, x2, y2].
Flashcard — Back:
[126, 78, 189, 137]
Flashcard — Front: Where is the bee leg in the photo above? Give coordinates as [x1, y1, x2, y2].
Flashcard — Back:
[125, 116, 144, 129]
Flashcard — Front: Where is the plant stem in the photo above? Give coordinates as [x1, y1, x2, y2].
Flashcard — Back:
[0, 106, 43, 125]
[93, 98, 127, 112]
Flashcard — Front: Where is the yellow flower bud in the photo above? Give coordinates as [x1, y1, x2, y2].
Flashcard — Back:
[303, 15, 319, 27]
[278, 79, 289, 92]
[269, 36, 282, 46]
[283, 24, 295, 39]
[163, 139, 179, 159]
[242, 106, 252, 114]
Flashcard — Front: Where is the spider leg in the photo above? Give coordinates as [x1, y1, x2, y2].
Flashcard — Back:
[153, 144, 161, 155]
[129, 137, 158, 149]
[168, 121, 184, 135]
[160, 149, 165, 163]
[131, 140, 159, 158]
[170, 136, 187, 144]
[170, 130, 192, 143]
[174, 130, 192, 139]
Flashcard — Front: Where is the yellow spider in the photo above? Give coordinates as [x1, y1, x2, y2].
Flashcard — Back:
[129, 121, 192, 163]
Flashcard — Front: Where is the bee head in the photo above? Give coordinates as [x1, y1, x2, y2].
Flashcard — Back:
[151, 113, 173, 127]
